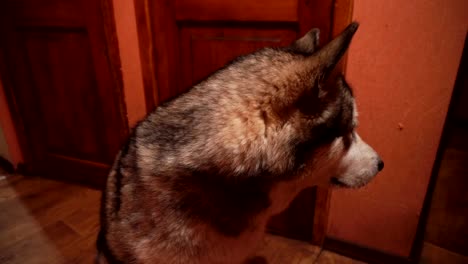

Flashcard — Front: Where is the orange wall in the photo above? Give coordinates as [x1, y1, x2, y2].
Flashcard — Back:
[327, 0, 468, 256]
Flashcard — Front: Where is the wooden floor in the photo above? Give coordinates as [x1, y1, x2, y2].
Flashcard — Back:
[0, 174, 100, 264]
[0, 174, 466, 264]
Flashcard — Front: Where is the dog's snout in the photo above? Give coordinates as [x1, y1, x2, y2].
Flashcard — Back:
[377, 159, 384, 171]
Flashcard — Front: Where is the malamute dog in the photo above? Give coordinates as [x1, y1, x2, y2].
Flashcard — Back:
[97, 22, 384, 264]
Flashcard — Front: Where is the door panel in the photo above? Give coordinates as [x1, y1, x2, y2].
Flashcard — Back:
[150, 0, 333, 103]
[175, 0, 298, 22]
[0, 0, 127, 187]
[180, 27, 297, 91]
[23, 30, 109, 162]
[137, 0, 341, 243]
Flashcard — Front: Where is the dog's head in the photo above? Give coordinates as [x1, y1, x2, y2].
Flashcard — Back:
[208, 22, 382, 188]
[157, 22, 383, 189]
[281, 22, 383, 188]
[316, 76, 384, 188]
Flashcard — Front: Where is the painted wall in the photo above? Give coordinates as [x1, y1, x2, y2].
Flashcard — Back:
[327, 0, 467, 257]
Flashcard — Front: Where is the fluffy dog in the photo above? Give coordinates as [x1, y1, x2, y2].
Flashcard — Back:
[97, 22, 383, 264]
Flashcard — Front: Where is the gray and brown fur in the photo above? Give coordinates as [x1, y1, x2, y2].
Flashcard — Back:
[97, 22, 383, 264]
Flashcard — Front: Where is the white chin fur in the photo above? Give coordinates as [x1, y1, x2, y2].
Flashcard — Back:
[333, 133, 380, 188]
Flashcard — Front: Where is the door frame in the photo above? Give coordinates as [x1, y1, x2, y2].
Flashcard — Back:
[0, 0, 129, 186]
[133, 0, 354, 245]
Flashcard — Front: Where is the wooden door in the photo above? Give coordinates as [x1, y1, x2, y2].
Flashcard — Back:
[135, 0, 351, 244]
[137, 0, 334, 106]
[0, 0, 128, 187]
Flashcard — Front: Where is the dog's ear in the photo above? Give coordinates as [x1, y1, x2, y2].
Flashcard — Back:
[314, 22, 359, 74]
[289, 28, 320, 54]
[269, 23, 358, 112]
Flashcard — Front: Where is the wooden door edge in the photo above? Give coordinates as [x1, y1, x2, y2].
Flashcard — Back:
[332, 0, 355, 74]
[100, 0, 130, 138]
[312, 186, 332, 245]
[134, 0, 159, 112]
[312, 0, 354, 246]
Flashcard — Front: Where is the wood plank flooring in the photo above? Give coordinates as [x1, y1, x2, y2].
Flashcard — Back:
[0, 174, 466, 263]
[0, 175, 100, 264]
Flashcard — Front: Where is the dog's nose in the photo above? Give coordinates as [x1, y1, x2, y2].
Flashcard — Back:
[377, 159, 384, 171]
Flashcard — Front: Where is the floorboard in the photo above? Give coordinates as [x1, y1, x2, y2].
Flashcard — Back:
[0, 174, 465, 263]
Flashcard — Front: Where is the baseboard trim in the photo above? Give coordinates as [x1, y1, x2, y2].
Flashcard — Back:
[323, 237, 415, 264]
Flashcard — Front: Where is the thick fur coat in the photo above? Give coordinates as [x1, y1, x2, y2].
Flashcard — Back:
[97, 22, 383, 264]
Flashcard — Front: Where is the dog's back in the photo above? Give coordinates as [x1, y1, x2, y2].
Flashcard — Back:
[97, 103, 277, 263]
